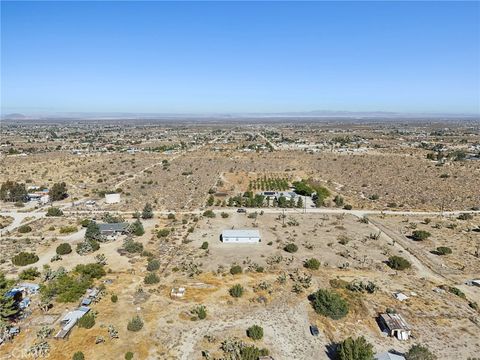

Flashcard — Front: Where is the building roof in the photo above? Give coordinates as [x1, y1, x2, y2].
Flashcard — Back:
[375, 352, 406, 360]
[61, 306, 90, 324]
[98, 222, 129, 232]
[222, 229, 261, 238]
[18, 282, 40, 290]
[380, 313, 411, 331]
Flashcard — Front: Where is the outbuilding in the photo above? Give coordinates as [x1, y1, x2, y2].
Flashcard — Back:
[221, 229, 261, 243]
[105, 193, 121, 204]
[378, 313, 411, 341]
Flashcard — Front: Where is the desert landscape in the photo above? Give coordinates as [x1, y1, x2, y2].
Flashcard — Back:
[1, 119, 479, 360]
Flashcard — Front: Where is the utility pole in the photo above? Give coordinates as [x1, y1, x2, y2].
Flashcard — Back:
[282, 208, 285, 226]
[304, 195, 307, 214]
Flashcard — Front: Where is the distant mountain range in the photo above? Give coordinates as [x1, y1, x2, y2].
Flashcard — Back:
[1, 110, 479, 120]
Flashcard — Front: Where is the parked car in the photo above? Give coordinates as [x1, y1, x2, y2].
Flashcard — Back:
[237, 208, 246, 213]
[309, 325, 319, 336]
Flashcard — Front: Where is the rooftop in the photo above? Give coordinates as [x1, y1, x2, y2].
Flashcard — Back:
[98, 222, 129, 232]
[380, 313, 411, 331]
[375, 352, 406, 360]
[222, 229, 261, 238]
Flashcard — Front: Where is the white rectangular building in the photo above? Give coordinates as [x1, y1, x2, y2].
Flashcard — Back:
[221, 229, 261, 243]
[105, 193, 121, 204]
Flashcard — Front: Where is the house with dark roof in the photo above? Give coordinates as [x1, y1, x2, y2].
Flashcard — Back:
[98, 222, 129, 239]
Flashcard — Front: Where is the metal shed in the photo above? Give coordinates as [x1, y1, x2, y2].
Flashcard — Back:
[221, 229, 261, 243]
[379, 313, 411, 340]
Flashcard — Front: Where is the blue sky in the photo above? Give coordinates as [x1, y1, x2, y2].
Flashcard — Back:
[1, 1, 479, 115]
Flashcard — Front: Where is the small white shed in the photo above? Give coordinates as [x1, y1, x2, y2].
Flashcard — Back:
[105, 193, 121, 204]
[221, 229, 261, 243]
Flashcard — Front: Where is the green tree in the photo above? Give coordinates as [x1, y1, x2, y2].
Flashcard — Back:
[77, 312, 95, 329]
[74, 263, 106, 279]
[336, 336, 374, 360]
[85, 221, 101, 241]
[141, 203, 153, 219]
[308, 289, 349, 320]
[123, 238, 143, 253]
[111, 294, 118, 303]
[130, 219, 145, 236]
[0, 296, 19, 319]
[125, 352, 134, 360]
[0, 181, 27, 202]
[246, 325, 264, 340]
[40, 273, 93, 303]
[50, 182, 68, 201]
[405, 344, 437, 360]
[19, 267, 40, 280]
[200, 241, 209, 250]
[206, 195, 215, 206]
[12, 252, 39, 266]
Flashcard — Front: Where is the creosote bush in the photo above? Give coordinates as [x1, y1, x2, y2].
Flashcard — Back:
[157, 229, 170, 238]
[72, 352, 85, 360]
[304, 258, 320, 270]
[144, 272, 160, 284]
[229, 284, 244, 298]
[246, 325, 264, 340]
[230, 265, 242, 275]
[387, 256, 411, 270]
[12, 252, 39, 266]
[19, 267, 40, 280]
[284, 243, 298, 253]
[432, 246, 452, 256]
[202, 210, 216, 218]
[127, 316, 144, 332]
[146, 259, 160, 271]
[18, 225, 32, 233]
[46, 207, 64, 217]
[56, 243, 72, 255]
[411, 230, 431, 241]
